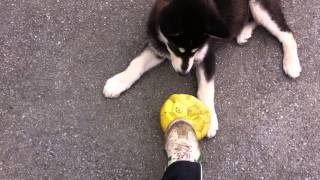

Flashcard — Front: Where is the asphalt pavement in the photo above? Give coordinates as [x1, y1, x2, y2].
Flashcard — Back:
[1, 0, 319, 179]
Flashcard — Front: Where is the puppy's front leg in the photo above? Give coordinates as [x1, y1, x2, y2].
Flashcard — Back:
[103, 47, 165, 98]
[197, 67, 218, 138]
[196, 44, 218, 138]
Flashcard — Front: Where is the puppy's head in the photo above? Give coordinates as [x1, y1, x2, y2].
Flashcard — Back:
[159, 0, 229, 75]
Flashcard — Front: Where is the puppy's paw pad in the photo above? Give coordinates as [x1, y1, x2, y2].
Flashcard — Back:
[103, 76, 129, 98]
[283, 59, 302, 79]
[206, 113, 219, 138]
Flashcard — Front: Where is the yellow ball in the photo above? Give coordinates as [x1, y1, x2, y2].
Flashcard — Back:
[160, 94, 211, 140]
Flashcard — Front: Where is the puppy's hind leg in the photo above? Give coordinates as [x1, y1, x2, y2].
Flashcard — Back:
[237, 21, 257, 45]
[103, 46, 165, 98]
[249, 0, 301, 78]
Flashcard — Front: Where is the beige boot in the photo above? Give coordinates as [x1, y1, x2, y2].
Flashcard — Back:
[164, 119, 201, 166]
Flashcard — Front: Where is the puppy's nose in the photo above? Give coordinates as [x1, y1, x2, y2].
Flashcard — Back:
[178, 71, 188, 76]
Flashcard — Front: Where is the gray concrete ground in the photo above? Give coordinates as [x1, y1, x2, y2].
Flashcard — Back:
[0, 0, 319, 179]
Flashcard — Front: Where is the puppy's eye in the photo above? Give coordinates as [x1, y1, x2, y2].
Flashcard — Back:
[178, 48, 186, 53]
[191, 48, 198, 53]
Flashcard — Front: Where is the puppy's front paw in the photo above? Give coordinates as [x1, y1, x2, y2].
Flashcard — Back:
[283, 55, 302, 79]
[206, 112, 219, 138]
[103, 74, 130, 98]
[236, 30, 252, 45]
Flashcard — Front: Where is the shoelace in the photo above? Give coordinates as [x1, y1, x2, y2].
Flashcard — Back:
[170, 139, 193, 162]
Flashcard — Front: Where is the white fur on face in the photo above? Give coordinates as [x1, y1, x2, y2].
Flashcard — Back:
[250, 0, 301, 78]
[168, 48, 184, 72]
[185, 56, 195, 73]
[195, 43, 208, 62]
[169, 52, 195, 74]
[178, 47, 186, 53]
[192, 48, 198, 53]
[159, 30, 168, 44]
[159, 30, 194, 73]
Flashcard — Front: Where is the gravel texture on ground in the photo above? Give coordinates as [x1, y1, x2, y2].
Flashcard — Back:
[1, 0, 319, 179]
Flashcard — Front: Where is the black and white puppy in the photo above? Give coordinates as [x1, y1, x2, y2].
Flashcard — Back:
[103, 0, 302, 138]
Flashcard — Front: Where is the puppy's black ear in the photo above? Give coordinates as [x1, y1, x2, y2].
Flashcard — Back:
[205, 18, 230, 39]
[159, 5, 183, 37]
